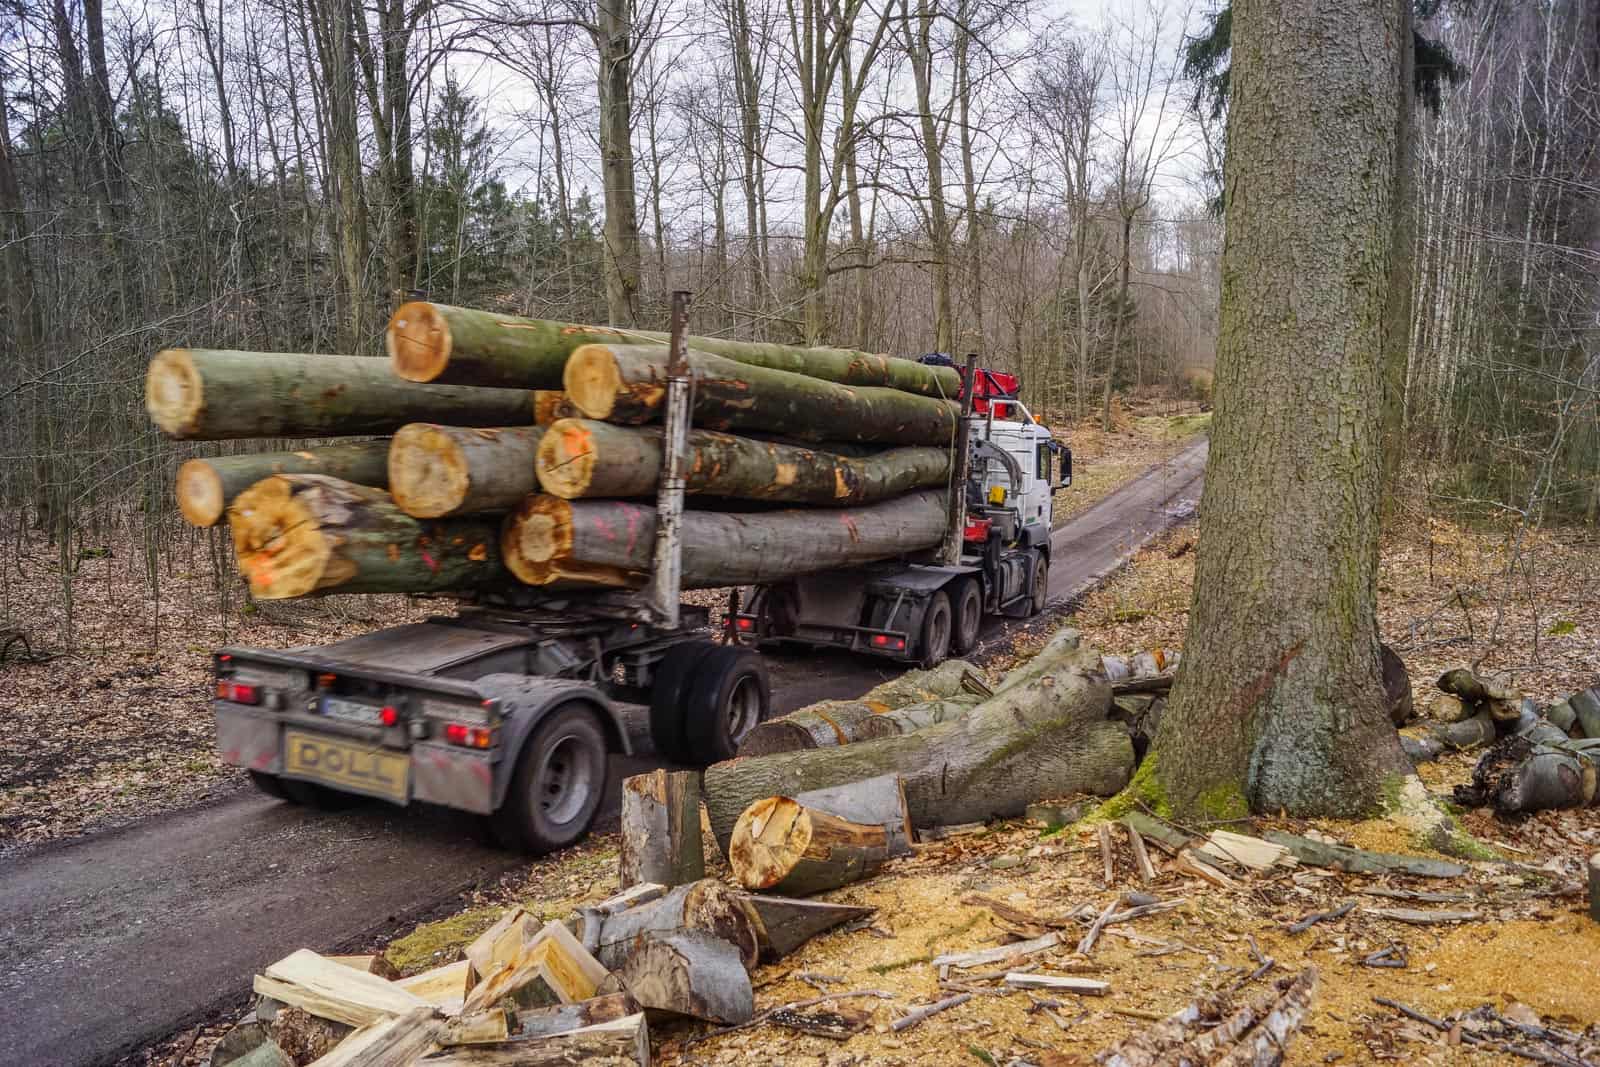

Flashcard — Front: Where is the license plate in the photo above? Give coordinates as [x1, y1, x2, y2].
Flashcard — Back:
[283, 729, 409, 802]
[320, 695, 384, 725]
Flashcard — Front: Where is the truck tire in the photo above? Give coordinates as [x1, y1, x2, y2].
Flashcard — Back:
[1026, 550, 1049, 616]
[683, 646, 771, 763]
[491, 701, 608, 854]
[650, 639, 719, 763]
[248, 770, 292, 802]
[919, 590, 953, 668]
[950, 580, 982, 655]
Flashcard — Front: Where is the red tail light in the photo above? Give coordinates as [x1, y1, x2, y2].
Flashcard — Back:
[215, 681, 260, 705]
[380, 705, 399, 727]
[870, 634, 906, 651]
[735, 616, 755, 632]
[443, 722, 494, 748]
[445, 723, 468, 744]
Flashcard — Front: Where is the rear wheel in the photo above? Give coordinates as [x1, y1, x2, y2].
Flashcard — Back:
[491, 702, 608, 854]
[248, 770, 292, 801]
[950, 580, 982, 656]
[919, 591, 953, 668]
[650, 640, 719, 763]
[1026, 550, 1049, 616]
[683, 646, 771, 763]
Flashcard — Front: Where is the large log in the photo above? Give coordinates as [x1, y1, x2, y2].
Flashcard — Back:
[145, 349, 533, 440]
[500, 491, 947, 589]
[229, 475, 504, 599]
[703, 636, 1131, 851]
[737, 660, 981, 756]
[792, 775, 914, 856]
[176, 443, 391, 528]
[564, 344, 960, 446]
[387, 424, 544, 518]
[587, 879, 760, 972]
[386, 301, 961, 396]
[617, 770, 705, 890]
[1454, 734, 1598, 814]
[729, 796, 893, 896]
[613, 932, 753, 1024]
[736, 894, 875, 961]
[534, 418, 951, 505]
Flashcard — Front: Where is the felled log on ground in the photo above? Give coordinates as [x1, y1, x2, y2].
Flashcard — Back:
[423, 1013, 651, 1066]
[737, 894, 876, 961]
[704, 631, 1131, 850]
[145, 348, 533, 440]
[1572, 689, 1600, 737]
[1453, 734, 1598, 814]
[618, 770, 705, 890]
[564, 344, 959, 446]
[229, 475, 504, 599]
[535, 418, 951, 505]
[1437, 667, 1523, 723]
[501, 491, 947, 589]
[176, 442, 391, 528]
[790, 775, 914, 856]
[387, 424, 544, 518]
[729, 797, 893, 896]
[387, 301, 961, 397]
[586, 879, 759, 972]
[613, 932, 754, 1024]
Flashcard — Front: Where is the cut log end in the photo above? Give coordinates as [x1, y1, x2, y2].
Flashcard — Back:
[564, 344, 630, 421]
[535, 420, 598, 499]
[387, 300, 452, 383]
[500, 496, 634, 588]
[229, 476, 330, 599]
[388, 423, 470, 518]
[145, 349, 203, 437]
[176, 459, 226, 527]
[730, 797, 810, 891]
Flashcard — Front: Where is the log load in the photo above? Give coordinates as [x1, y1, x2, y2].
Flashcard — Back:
[175, 442, 391, 527]
[500, 491, 948, 589]
[703, 631, 1132, 851]
[534, 418, 951, 505]
[387, 424, 544, 518]
[585, 879, 760, 972]
[145, 349, 533, 440]
[229, 475, 504, 599]
[729, 796, 893, 896]
[386, 301, 961, 397]
[563, 344, 959, 446]
[533, 390, 578, 425]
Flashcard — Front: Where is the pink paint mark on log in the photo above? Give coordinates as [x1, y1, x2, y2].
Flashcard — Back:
[421, 549, 439, 572]
[624, 506, 643, 557]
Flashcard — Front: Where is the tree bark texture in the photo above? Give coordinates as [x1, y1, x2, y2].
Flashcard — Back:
[729, 796, 892, 896]
[535, 418, 950, 505]
[613, 932, 754, 1024]
[736, 894, 875, 961]
[145, 349, 533, 440]
[228, 475, 504, 599]
[176, 442, 391, 527]
[387, 424, 544, 518]
[704, 655, 1129, 852]
[564, 344, 959, 446]
[500, 491, 948, 589]
[387, 302, 960, 396]
[790, 775, 914, 856]
[1153, 0, 1414, 817]
[586, 879, 759, 973]
[617, 769, 705, 890]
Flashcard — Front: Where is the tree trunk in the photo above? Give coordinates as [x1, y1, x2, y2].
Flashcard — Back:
[146, 349, 534, 440]
[1379, 0, 1417, 493]
[229, 475, 505, 599]
[387, 425, 544, 518]
[424, 1014, 650, 1066]
[565, 344, 958, 445]
[388, 301, 961, 395]
[595, 0, 642, 328]
[536, 419, 950, 504]
[1150, 0, 1414, 817]
[729, 796, 893, 896]
[176, 442, 391, 527]
[704, 653, 1129, 851]
[737, 894, 875, 961]
[586, 879, 759, 972]
[501, 491, 948, 589]
[618, 770, 705, 890]
[613, 932, 753, 1024]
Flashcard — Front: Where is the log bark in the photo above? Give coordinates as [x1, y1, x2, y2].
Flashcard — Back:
[564, 344, 959, 446]
[229, 476, 504, 599]
[1454, 735, 1598, 814]
[704, 652, 1130, 851]
[145, 348, 533, 440]
[535, 418, 951, 506]
[792, 775, 914, 856]
[421, 1013, 650, 1066]
[387, 424, 544, 518]
[511, 993, 640, 1039]
[533, 390, 578, 425]
[613, 932, 754, 1024]
[729, 796, 893, 896]
[177, 442, 391, 528]
[737, 660, 980, 756]
[1430, 709, 1497, 751]
[387, 301, 961, 396]
[617, 770, 705, 890]
[588, 879, 759, 973]
[736, 894, 876, 961]
[1259, 832, 1467, 878]
[501, 491, 947, 590]
[1572, 689, 1600, 738]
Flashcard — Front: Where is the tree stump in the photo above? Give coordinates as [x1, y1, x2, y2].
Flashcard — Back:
[618, 770, 705, 890]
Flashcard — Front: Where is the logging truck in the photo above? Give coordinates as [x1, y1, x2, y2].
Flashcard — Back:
[211, 352, 1070, 854]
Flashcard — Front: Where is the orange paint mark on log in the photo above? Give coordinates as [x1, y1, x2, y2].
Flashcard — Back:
[468, 543, 488, 562]
[813, 711, 850, 746]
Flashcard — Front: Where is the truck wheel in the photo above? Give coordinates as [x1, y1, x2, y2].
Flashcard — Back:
[1026, 551, 1049, 616]
[491, 701, 607, 854]
[650, 640, 719, 763]
[683, 646, 771, 763]
[950, 580, 982, 656]
[248, 770, 292, 802]
[919, 590, 953, 668]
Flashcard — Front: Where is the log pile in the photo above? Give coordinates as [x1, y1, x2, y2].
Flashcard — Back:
[145, 307, 963, 599]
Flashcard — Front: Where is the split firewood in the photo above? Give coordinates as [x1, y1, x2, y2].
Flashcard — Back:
[387, 423, 544, 518]
[464, 908, 534, 992]
[303, 1007, 441, 1067]
[931, 931, 1062, 971]
[613, 931, 755, 1024]
[1126, 823, 1157, 884]
[1099, 966, 1318, 1067]
[729, 796, 894, 896]
[587, 879, 760, 972]
[1170, 850, 1238, 889]
[1003, 974, 1109, 996]
[175, 443, 392, 528]
[1196, 831, 1297, 872]
[1098, 823, 1117, 886]
[420, 1012, 651, 1066]
[618, 770, 705, 890]
[462, 921, 614, 1016]
[437, 1009, 510, 1045]
[253, 950, 433, 1029]
[396, 961, 471, 1015]
[737, 894, 876, 961]
[510, 992, 640, 1039]
[260, 1005, 349, 1063]
[1454, 734, 1599, 814]
[1261, 831, 1467, 878]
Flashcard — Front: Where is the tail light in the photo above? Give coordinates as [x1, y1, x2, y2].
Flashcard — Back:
[380, 705, 399, 727]
[870, 633, 907, 651]
[444, 722, 495, 749]
[733, 615, 756, 632]
[215, 681, 261, 705]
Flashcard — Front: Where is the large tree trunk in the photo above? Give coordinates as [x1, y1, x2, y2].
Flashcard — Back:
[387, 425, 544, 518]
[1151, 0, 1413, 817]
[595, 0, 642, 328]
[536, 419, 950, 504]
[228, 475, 505, 599]
[501, 491, 947, 589]
[145, 349, 533, 440]
[387, 302, 961, 396]
[704, 644, 1130, 851]
[565, 344, 959, 445]
[176, 442, 391, 527]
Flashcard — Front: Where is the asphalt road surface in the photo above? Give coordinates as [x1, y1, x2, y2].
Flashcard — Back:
[0, 437, 1207, 1067]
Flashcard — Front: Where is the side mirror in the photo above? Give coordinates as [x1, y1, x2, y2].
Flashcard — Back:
[1057, 445, 1073, 488]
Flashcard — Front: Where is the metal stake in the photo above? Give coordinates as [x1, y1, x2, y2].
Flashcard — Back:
[646, 290, 694, 626]
[939, 353, 979, 566]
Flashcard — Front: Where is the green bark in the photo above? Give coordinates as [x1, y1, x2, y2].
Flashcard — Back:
[176, 441, 391, 527]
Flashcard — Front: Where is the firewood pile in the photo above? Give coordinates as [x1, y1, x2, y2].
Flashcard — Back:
[143, 303, 968, 600]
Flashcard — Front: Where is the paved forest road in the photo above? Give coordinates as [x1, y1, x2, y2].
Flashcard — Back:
[0, 437, 1207, 1067]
